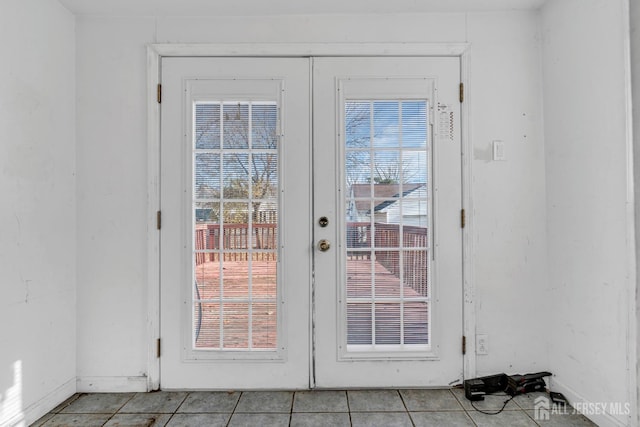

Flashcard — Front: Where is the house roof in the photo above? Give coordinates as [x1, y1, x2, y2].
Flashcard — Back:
[350, 183, 424, 212]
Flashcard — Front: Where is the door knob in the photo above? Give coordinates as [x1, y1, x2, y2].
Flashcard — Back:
[318, 239, 331, 252]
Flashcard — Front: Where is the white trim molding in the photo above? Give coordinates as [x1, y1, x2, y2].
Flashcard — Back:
[76, 376, 149, 393]
[459, 48, 476, 380]
[146, 42, 474, 389]
[149, 42, 470, 58]
[551, 378, 630, 427]
[19, 377, 76, 427]
[621, 0, 639, 424]
[146, 46, 161, 392]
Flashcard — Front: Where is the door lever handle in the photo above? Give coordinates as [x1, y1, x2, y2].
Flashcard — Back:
[318, 239, 331, 252]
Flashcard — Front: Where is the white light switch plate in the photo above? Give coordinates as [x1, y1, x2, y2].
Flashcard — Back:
[493, 140, 506, 161]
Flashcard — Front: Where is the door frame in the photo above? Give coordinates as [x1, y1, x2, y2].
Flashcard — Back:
[146, 42, 474, 391]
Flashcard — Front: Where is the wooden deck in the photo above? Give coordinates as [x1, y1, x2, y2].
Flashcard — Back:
[346, 259, 429, 346]
[193, 258, 428, 349]
[194, 259, 278, 349]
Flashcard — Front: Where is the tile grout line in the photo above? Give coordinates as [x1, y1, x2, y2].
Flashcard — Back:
[225, 391, 243, 427]
[345, 390, 353, 427]
[288, 391, 295, 427]
[518, 401, 543, 427]
[163, 390, 190, 427]
[450, 389, 547, 426]
[513, 395, 543, 427]
[51, 393, 81, 414]
[100, 392, 138, 427]
[39, 390, 587, 427]
[448, 388, 479, 427]
[396, 389, 417, 427]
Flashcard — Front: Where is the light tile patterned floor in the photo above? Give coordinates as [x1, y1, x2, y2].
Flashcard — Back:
[31, 389, 598, 427]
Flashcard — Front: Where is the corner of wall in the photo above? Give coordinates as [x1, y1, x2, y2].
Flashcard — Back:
[0, 0, 78, 425]
[540, 0, 637, 425]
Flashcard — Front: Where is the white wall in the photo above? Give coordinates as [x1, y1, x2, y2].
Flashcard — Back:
[467, 11, 549, 375]
[0, 0, 633, 423]
[0, 0, 76, 425]
[75, 17, 157, 392]
[75, 11, 550, 390]
[541, 1, 635, 425]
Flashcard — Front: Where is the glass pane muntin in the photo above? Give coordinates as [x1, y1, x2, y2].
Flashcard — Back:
[192, 100, 280, 352]
[344, 99, 431, 352]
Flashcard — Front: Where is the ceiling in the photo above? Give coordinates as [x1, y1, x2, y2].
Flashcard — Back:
[58, 0, 547, 17]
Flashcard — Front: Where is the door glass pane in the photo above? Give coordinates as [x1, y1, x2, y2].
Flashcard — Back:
[194, 101, 279, 351]
[345, 100, 430, 350]
[223, 103, 249, 148]
[194, 104, 221, 149]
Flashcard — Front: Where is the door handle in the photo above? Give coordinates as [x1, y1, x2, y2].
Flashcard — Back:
[318, 239, 331, 252]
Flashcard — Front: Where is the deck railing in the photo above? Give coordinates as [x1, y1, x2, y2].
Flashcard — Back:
[347, 222, 428, 297]
[195, 223, 277, 263]
[195, 222, 427, 296]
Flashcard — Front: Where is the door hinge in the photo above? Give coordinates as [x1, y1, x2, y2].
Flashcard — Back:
[462, 336, 466, 355]
[461, 209, 466, 229]
[459, 83, 464, 103]
[157, 83, 162, 104]
[156, 338, 161, 358]
[156, 211, 162, 230]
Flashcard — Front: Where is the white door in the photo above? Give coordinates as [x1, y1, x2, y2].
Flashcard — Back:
[160, 57, 311, 389]
[160, 56, 463, 389]
[313, 57, 463, 387]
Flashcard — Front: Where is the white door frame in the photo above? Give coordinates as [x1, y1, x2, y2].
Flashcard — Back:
[146, 42, 474, 391]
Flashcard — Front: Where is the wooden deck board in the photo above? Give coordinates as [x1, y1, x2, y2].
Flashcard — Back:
[193, 258, 428, 349]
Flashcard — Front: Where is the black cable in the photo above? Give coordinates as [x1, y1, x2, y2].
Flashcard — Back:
[470, 394, 516, 415]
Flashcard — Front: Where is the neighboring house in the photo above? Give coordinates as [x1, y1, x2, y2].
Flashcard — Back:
[255, 201, 278, 223]
[348, 183, 426, 227]
[378, 185, 428, 227]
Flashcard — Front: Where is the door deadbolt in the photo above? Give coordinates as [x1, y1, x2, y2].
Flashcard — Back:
[318, 239, 331, 252]
[318, 216, 329, 227]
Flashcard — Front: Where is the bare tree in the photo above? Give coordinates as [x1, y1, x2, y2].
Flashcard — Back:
[194, 101, 421, 225]
[344, 102, 371, 188]
[373, 156, 418, 184]
[195, 103, 278, 248]
[345, 102, 420, 186]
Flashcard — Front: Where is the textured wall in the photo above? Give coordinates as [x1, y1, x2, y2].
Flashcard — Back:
[542, 1, 635, 425]
[0, 0, 76, 425]
[75, 10, 550, 389]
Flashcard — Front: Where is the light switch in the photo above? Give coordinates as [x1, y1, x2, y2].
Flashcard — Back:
[493, 140, 506, 161]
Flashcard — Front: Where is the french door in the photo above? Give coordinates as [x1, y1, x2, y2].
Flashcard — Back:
[313, 57, 463, 387]
[160, 58, 312, 389]
[159, 56, 462, 389]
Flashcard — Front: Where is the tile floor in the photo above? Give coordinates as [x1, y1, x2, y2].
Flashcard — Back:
[31, 389, 598, 427]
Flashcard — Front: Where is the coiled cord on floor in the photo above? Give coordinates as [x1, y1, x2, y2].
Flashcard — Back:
[470, 394, 516, 415]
